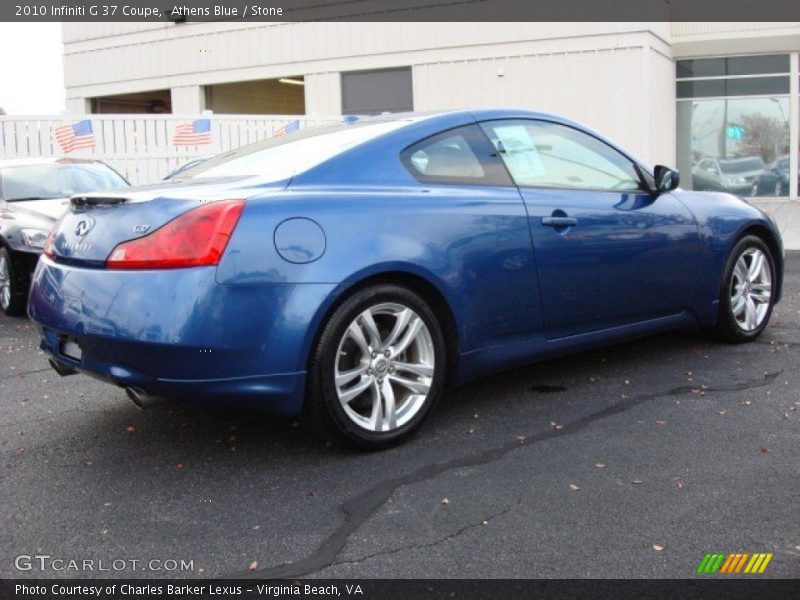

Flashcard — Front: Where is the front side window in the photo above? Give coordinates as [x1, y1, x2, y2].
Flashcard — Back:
[479, 120, 642, 192]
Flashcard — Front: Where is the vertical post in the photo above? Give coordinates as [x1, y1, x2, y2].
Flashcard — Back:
[171, 85, 205, 114]
[790, 52, 799, 201]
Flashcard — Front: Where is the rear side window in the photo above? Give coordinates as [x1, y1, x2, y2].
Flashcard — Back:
[479, 119, 643, 192]
[401, 125, 512, 186]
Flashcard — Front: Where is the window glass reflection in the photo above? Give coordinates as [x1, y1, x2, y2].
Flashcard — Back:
[677, 97, 791, 197]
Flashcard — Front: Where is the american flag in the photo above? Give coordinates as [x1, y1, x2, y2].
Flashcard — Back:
[272, 120, 300, 137]
[172, 119, 212, 146]
[54, 120, 95, 153]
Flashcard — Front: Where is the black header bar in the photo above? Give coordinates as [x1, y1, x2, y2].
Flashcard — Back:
[3, 0, 800, 22]
[2, 579, 800, 600]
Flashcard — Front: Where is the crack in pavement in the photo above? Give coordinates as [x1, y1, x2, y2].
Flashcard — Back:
[236, 370, 781, 579]
[323, 497, 523, 571]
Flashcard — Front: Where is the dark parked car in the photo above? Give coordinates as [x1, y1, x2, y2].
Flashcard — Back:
[751, 157, 793, 197]
[692, 156, 765, 195]
[29, 110, 783, 449]
[0, 158, 128, 315]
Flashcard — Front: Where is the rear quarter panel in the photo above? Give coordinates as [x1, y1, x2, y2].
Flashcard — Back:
[217, 184, 541, 356]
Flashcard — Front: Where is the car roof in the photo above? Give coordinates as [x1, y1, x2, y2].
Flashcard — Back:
[0, 157, 108, 169]
[358, 108, 583, 128]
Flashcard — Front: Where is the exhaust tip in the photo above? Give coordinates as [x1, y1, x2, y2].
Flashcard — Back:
[125, 387, 168, 409]
[48, 358, 77, 377]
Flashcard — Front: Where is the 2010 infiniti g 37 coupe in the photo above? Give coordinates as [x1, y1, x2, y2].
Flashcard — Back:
[29, 110, 783, 449]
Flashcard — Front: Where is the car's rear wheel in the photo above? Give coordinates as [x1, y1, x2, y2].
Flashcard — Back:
[306, 284, 446, 450]
[713, 235, 776, 343]
[0, 247, 28, 316]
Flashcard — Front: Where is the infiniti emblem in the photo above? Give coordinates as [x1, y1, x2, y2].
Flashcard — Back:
[374, 359, 388, 374]
[74, 218, 94, 237]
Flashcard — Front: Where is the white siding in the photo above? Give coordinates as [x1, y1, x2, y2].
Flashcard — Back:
[671, 22, 800, 57]
[62, 23, 675, 163]
[59, 21, 800, 167]
[412, 32, 673, 162]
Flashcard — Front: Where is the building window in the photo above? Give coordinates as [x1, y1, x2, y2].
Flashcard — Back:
[90, 90, 172, 114]
[341, 67, 413, 116]
[204, 78, 305, 115]
[676, 54, 791, 198]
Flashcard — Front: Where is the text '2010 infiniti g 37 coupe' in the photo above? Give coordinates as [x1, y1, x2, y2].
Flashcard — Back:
[28, 110, 783, 449]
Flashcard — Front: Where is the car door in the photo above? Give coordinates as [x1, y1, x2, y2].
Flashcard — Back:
[479, 119, 700, 339]
[398, 123, 545, 351]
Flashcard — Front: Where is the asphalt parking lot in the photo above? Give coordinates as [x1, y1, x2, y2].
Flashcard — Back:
[2, 256, 799, 580]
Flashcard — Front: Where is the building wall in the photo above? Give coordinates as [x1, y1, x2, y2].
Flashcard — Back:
[61, 21, 800, 169]
[62, 22, 675, 163]
[671, 22, 800, 57]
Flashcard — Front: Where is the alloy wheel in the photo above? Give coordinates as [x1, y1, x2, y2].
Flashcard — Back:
[730, 247, 772, 331]
[334, 302, 435, 432]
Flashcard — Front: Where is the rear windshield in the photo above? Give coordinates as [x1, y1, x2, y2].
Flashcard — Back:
[1, 163, 128, 201]
[719, 158, 764, 174]
[179, 120, 410, 181]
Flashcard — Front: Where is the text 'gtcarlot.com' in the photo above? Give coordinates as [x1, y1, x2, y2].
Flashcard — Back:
[13, 554, 194, 572]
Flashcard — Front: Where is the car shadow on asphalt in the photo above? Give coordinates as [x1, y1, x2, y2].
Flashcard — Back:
[49, 329, 718, 469]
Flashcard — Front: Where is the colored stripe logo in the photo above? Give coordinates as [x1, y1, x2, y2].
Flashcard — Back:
[696, 552, 773, 574]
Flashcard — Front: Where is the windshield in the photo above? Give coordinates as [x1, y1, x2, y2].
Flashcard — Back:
[1, 163, 128, 201]
[719, 158, 764, 174]
[179, 120, 410, 181]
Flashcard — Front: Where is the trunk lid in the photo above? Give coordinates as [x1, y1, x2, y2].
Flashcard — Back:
[50, 177, 285, 265]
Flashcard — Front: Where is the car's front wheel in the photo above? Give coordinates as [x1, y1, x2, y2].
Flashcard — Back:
[713, 235, 776, 343]
[306, 284, 446, 450]
[0, 247, 29, 316]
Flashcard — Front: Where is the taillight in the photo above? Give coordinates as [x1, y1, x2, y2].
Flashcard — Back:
[44, 230, 55, 258]
[106, 200, 245, 269]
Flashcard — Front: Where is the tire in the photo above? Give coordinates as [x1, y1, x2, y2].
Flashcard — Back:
[712, 235, 776, 343]
[0, 247, 29, 317]
[305, 284, 447, 450]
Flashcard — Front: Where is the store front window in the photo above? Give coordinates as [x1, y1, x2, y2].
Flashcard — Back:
[676, 55, 791, 198]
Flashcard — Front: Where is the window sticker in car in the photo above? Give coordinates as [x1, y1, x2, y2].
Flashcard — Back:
[493, 125, 546, 180]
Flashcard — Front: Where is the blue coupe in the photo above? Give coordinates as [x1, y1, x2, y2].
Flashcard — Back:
[28, 110, 783, 449]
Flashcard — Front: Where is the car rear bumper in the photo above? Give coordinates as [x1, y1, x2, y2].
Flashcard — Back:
[28, 257, 339, 415]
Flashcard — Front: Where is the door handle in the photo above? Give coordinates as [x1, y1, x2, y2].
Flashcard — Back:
[542, 216, 577, 227]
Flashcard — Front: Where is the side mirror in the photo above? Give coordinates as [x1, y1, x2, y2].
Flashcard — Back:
[653, 165, 680, 193]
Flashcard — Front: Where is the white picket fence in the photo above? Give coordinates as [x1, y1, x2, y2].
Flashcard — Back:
[0, 114, 341, 185]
